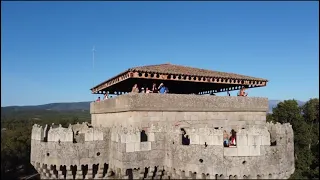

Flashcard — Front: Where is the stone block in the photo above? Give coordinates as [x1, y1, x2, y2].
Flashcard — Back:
[254, 120, 266, 125]
[120, 134, 126, 143]
[150, 116, 163, 122]
[85, 131, 94, 141]
[131, 133, 140, 143]
[190, 134, 200, 145]
[212, 166, 226, 176]
[140, 142, 151, 151]
[93, 130, 103, 141]
[125, 143, 135, 153]
[111, 132, 115, 141]
[189, 114, 199, 121]
[223, 147, 238, 156]
[249, 145, 260, 156]
[115, 134, 119, 142]
[237, 135, 248, 146]
[210, 120, 228, 127]
[261, 134, 271, 146]
[212, 135, 223, 145]
[237, 146, 250, 156]
[154, 133, 165, 141]
[228, 120, 246, 126]
[134, 142, 140, 152]
[148, 133, 155, 142]
[163, 112, 177, 121]
[248, 135, 261, 146]
[199, 135, 213, 145]
[80, 157, 93, 165]
[124, 134, 132, 143]
[226, 166, 241, 177]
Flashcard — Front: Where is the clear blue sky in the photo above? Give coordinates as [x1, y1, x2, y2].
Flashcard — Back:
[1, 2, 319, 106]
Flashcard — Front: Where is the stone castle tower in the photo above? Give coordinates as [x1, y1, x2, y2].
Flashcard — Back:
[30, 64, 295, 179]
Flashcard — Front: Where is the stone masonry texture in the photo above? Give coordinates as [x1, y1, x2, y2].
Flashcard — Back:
[30, 94, 294, 179]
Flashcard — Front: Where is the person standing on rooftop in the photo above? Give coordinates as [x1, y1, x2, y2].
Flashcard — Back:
[131, 84, 139, 93]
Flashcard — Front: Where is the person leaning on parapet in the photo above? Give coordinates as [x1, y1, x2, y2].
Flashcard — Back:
[151, 83, 158, 93]
[223, 130, 230, 147]
[238, 87, 248, 97]
[141, 87, 145, 93]
[145, 87, 151, 93]
[103, 92, 109, 100]
[229, 129, 237, 146]
[96, 97, 101, 102]
[158, 83, 168, 94]
[131, 84, 140, 93]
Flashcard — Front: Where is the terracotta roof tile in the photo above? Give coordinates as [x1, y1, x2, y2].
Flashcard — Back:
[129, 63, 267, 81]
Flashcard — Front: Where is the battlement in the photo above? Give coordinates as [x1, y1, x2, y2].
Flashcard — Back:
[31, 122, 105, 143]
[31, 116, 294, 180]
[30, 95, 295, 179]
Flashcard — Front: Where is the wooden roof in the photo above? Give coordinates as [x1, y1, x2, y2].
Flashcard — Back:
[91, 63, 268, 94]
[130, 64, 267, 81]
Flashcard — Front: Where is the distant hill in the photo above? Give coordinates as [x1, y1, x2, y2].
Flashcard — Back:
[1, 102, 91, 112]
[2, 99, 305, 113]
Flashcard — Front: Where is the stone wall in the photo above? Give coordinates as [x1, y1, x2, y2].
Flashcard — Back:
[92, 111, 267, 129]
[31, 121, 294, 179]
[161, 123, 294, 179]
[30, 94, 294, 179]
[90, 94, 268, 129]
[90, 93, 268, 113]
[30, 123, 110, 179]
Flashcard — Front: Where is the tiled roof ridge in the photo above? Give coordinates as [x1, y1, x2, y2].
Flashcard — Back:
[128, 63, 268, 81]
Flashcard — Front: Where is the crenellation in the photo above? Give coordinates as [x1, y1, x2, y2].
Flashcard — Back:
[31, 94, 294, 179]
[32, 124, 44, 141]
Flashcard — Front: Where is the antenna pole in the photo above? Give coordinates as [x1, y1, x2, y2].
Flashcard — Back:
[92, 46, 96, 100]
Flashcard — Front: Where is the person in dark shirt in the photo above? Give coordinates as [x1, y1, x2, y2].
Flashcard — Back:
[151, 83, 158, 93]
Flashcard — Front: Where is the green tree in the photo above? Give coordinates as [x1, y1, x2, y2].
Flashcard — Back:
[301, 98, 319, 179]
[271, 99, 319, 179]
[272, 99, 302, 124]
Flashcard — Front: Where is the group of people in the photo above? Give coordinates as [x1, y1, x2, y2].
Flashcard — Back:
[95, 92, 109, 102]
[223, 129, 237, 147]
[95, 84, 248, 102]
[224, 87, 248, 97]
[131, 82, 169, 94]
[95, 82, 169, 102]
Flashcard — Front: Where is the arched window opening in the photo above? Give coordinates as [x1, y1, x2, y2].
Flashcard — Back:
[181, 128, 190, 145]
[140, 130, 148, 142]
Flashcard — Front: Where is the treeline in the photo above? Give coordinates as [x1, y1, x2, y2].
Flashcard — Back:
[1, 110, 90, 179]
[267, 98, 319, 179]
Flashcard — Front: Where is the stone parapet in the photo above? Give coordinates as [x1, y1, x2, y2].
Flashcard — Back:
[90, 93, 268, 113]
[31, 122, 294, 179]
